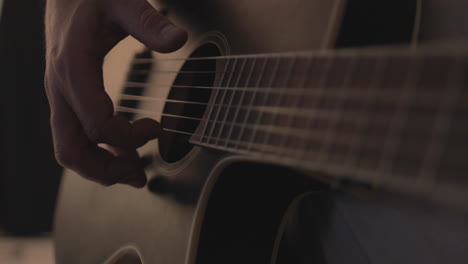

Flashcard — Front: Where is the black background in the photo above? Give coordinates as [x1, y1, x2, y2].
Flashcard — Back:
[0, 0, 62, 235]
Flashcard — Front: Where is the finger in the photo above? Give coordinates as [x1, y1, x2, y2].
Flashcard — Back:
[97, 116, 162, 148]
[120, 171, 147, 188]
[102, 145, 148, 188]
[60, 53, 160, 149]
[49, 89, 146, 186]
[109, 0, 187, 53]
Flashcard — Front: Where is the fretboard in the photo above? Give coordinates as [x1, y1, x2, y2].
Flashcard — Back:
[191, 46, 468, 206]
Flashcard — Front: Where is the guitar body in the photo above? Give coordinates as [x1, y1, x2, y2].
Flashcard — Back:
[54, 1, 468, 263]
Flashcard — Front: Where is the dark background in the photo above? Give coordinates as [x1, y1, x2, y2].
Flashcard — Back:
[0, 0, 62, 236]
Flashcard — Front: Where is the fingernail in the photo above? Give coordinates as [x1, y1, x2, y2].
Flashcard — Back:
[161, 23, 187, 43]
[161, 23, 180, 37]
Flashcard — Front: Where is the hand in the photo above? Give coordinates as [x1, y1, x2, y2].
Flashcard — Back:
[44, 0, 187, 188]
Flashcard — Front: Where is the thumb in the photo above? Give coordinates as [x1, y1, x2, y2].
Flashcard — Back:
[111, 0, 187, 53]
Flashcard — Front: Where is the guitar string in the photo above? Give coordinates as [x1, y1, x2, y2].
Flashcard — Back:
[223, 57, 258, 148]
[116, 105, 365, 140]
[233, 57, 268, 149]
[123, 54, 465, 107]
[123, 53, 466, 139]
[214, 58, 248, 145]
[116, 107, 327, 140]
[118, 106, 446, 167]
[255, 57, 281, 151]
[123, 73, 463, 102]
[117, 50, 468, 204]
[128, 69, 315, 75]
[124, 76, 453, 101]
[206, 57, 239, 143]
[135, 51, 465, 199]
[115, 74, 467, 182]
[127, 44, 468, 64]
[119, 61, 466, 139]
[118, 105, 385, 154]
[131, 53, 336, 63]
[125, 48, 466, 116]
[297, 57, 334, 160]
[117, 102, 465, 160]
[118, 88, 456, 110]
[199, 55, 233, 144]
[277, 55, 313, 155]
[245, 57, 280, 151]
[121, 73, 462, 136]
[116, 102, 444, 144]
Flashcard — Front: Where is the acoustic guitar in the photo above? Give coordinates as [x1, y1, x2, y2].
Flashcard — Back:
[54, 0, 468, 263]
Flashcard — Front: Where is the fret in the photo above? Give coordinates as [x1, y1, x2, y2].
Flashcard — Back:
[435, 58, 468, 187]
[389, 56, 448, 180]
[343, 57, 387, 171]
[316, 54, 357, 164]
[324, 65, 371, 166]
[235, 57, 267, 150]
[179, 46, 468, 208]
[198, 115, 438, 150]
[202, 103, 457, 127]
[224, 58, 257, 148]
[260, 57, 297, 153]
[313, 56, 366, 166]
[297, 57, 334, 159]
[418, 57, 464, 186]
[355, 61, 402, 176]
[205, 58, 238, 144]
[214, 58, 247, 145]
[247, 57, 280, 152]
[200, 58, 232, 143]
[278, 57, 314, 155]
[374, 56, 419, 185]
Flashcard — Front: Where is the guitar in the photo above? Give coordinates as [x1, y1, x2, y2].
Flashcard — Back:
[54, 0, 468, 263]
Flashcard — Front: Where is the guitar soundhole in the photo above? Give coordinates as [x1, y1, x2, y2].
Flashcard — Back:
[159, 43, 220, 163]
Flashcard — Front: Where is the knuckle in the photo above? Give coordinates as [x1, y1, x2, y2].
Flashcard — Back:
[138, 4, 164, 32]
[43, 75, 53, 96]
[97, 170, 119, 187]
[54, 148, 76, 168]
[46, 48, 70, 81]
[86, 117, 133, 146]
[52, 131, 86, 170]
[100, 179, 115, 187]
[86, 125, 100, 141]
[85, 125, 102, 143]
[47, 46, 65, 66]
[44, 75, 49, 89]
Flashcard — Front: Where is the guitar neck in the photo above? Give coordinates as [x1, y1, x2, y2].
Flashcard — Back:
[192, 46, 468, 203]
